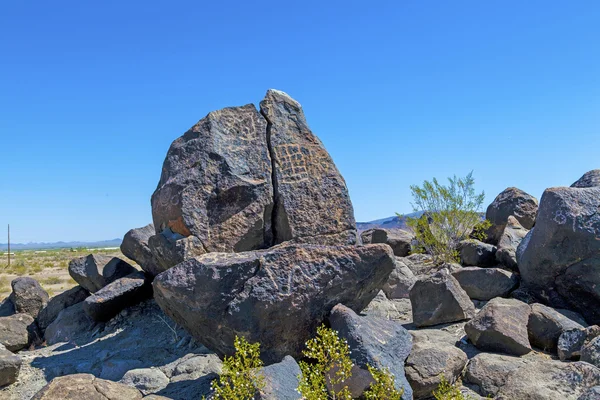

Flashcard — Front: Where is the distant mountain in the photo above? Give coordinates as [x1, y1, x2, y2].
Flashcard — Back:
[357, 212, 424, 231]
[0, 238, 122, 251]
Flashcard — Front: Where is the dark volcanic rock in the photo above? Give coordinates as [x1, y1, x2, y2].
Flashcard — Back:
[31, 373, 143, 400]
[557, 326, 600, 361]
[83, 272, 152, 322]
[68, 254, 137, 293]
[147, 229, 206, 273]
[582, 336, 600, 368]
[10, 277, 49, 319]
[409, 269, 475, 327]
[495, 216, 529, 269]
[153, 243, 394, 363]
[37, 286, 89, 331]
[44, 302, 95, 345]
[572, 169, 600, 188]
[0, 314, 35, 352]
[485, 187, 538, 243]
[579, 386, 600, 400]
[0, 344, 21, 387]
[260, 89, 357, 246]
[459, 239, 497, 267]
[121, 223, 162, 277]
[360, 228, 412, 257]
[465, 297, 532, 356]
[328, 304, 412, 400]
[451, 267, 519, 301]
[528, 303, 586, 352]
[382, 258, 416, 299]
[258, 355, 302, 400]
[517, 186, 600, 323]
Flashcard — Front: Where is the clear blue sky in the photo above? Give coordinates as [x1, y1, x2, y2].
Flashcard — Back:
[1, 1, 598, 243]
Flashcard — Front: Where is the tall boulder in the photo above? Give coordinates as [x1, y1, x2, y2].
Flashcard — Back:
[153, 243, 394, 364]
[571, 169, 600, 188]
[121, 224, 161, 277]
[68, 254, 137, 293]
[360, 228, 412, 257]
[485, 187, 538, 243]
[9, 277, 49, 319]
[495, 215, 529, 269]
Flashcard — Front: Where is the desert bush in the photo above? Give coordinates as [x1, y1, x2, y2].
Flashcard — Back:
[41, 276, 62, 285]
[406, 172, 487, 264]
[364, 365, 404, 400]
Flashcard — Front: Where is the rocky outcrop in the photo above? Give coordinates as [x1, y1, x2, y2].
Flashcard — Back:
[153, 243, 394, 363]
[459, 239, 497, 267]
[121, 224, 162, 277]
[0, 344, 21, 387]
[9, 278, 49, 319]
[485, 187, 538, 243]
[382, 258, 416, 299]
[0, 314, 36, 352]
[451, 267, 519, 301]
[328, 304, 412, 400]
[360, 228, 412, 257]
[31, 373, 143, 400]
[409, 269, 475, 327]
[68, 254, 137, 293]
[495, 215, 529, 269]
[465, 297, 532, 356]
[37, 286, 89, 331]
[258, 356, 302, 400]
[571, 169, 600, 188]
[528, 303, 586, 352]
[517, 186, 600, 323]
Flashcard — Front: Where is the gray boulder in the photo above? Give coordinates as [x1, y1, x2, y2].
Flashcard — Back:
[582, 336, 600, 368]
[465, 297, 532, 356]
[558, 327, 589, 361]
[119, 367, 170, 396]
[409, 269, 475, 327]
[495, 215, 529, 269]
[31, 373, 143, 400]
[360, 228, 412, 257]
[121, 224, 162, 277]
[528, 303, 586, 352]
[459, 239, 497, 267]
[451, 267, 519, 300]
[10, 277, 49, 319]
[148, 229, 206, 273]
[44, 302, 95, 345]
[68, 254, 137, 293]
[83, 271, 152, 322]
[572, 169, 600, 188]
[258, 355, 302, 400]
[153, 243, 394, 363]
[382, 258, 416, 299]
[485, 187, 538, 243]
[0, 344, 21, 387]
[579, 386, 600, 400]
[328, 304, 412, 400]
[37, 286, 89, 331]
[517, 186, 600, 324]
[0, 313, 36, 352]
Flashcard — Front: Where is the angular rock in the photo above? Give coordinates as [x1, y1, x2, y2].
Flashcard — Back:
[409, 269, 475, 327]
[572, 169, 600, 188]
[153, 243, 395, 363]
[451, 267, 519, 301]
[44, 302, 95, 345]
[382, 258, 416, 299]
[68, 254, 137, 293]
[258, 355, 302, 400]
[37, 286, 89, 331]
[10, 277, 49, 319]
[465, 297, 532, 356]
[405, 330, 468, 399]
[328, 304, 412, 400]
[582, 336, 600, 368]
[459, 239, 497, 267]
[485, 187, 538, 243]
[0, 344, 21, 387]
[83, 271, 152, 322]
[495, 215, 529, 269]
[517, 186, 600, 323]
[121, 223, 162, 277]
[528, 303, 586, 352]
[148, 229, 206, 273]
[260, 89, 356, 245]
[119, 367, 169, 396]
[558, 327, 589, 361]
[360, 228, 412, 257]
[31, 373, 143, 400]
[0, 313, 35, 352]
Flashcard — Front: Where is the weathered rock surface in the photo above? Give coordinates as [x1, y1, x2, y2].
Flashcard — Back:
[258, 355, 301, 400]
[147, 230, 205, 274]
[361, 291, 411, 322]
[68, 254, 137, 293]
[485, 187, 538, 243]
[37, 286, 89, 331]
[382, 258, 416, 299]
[582, 336, 600, 368]
[459, 239, 497, 267]
[0, 314, 35, 352]
[409, 269, 475, 327]
[495, 215, 529, 269]
[528, 303, 586, 352]
[579, 386, 600, 400]
[405, 330, 468, 399]
[44, 303, 95, 345]
[121, 224, 161, 277]
[9, 278, 48, 319]
[328, 304, 412, 400]
[451, 267, 519, 301]
[153, 243, 394, 363]
[83, 272, 152, 322]
[360, 228, 412, 257]
[260, 89, 357, 246]
[119, 368, 169, 396]
[517, 186, 600, 324]
[0, 345, 21, 387]
[465, 297, 532, 355]
[31, 373, 143, 400]
[572, 169, 600, 188]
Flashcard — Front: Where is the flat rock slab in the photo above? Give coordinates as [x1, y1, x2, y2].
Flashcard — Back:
[360, 228, 412, 257]
[451, 267, 519, 301]
[153, 243, 394, 363]
[69, 254, 137, 293]
[0, 314, 35, 352]
[528, 303, 586, 352]
[37, 286, 89, 332]
[31, 373, 143, 400]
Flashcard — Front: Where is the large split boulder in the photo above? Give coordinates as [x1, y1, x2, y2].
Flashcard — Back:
[153, 243, 394, 363]
[360, 228, 412, 257]
[37, 286, 89, 331]
[451, 267, 519, 301]
[528, 303, 586, 352]
[571, 169, 600, 188]
[121, 223, 162, 277]
[485, 187, 538, 243]
[517, 186, 600, 324]
[495, 215, 529, 269]
[68, 254, 137, 293]
[31, 373, 143, 400]
[9, 277, 49, 319]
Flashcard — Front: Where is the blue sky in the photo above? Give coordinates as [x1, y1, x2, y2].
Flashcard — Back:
[1, 1, 598, 243]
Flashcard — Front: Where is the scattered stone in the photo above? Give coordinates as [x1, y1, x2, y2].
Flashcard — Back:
[360, 228, 412, 257]
[465, 297, 532, 356]
[10, 277, 49, 319]
[68, 254, 137, 293]
[121, 224, 162, 277]
[31, 373, 143, 399]
[528, 303, 586, 352]
[485, 187, 538, 243]
[382, 258, 416, 299]
[409, 269, 475, 327]
[451, 267, 519, 301]
[328, 304, 412, 400]
[0, 344, 21, 387]
[44, 303, 95, 345]
[258, 355, 302, 400]
[0, 313, 35, 352]
[153, 243, 394, 363]
[582, 336, 600, 368]
[571, 169, 600, 188]
[459, 239, 497, 267]
[495, 216, 529, 269]
[37, 286, 89, 331]
[83, 272, 152, 322]
[119, 368, 169, 396]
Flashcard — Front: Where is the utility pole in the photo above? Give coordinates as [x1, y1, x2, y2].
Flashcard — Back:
[7, 224, 10, 268]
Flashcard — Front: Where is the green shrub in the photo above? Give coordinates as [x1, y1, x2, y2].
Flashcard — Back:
[365, 365, 404, 400]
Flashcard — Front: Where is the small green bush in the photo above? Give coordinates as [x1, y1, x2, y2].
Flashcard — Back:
[364, 365, 404, 400]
